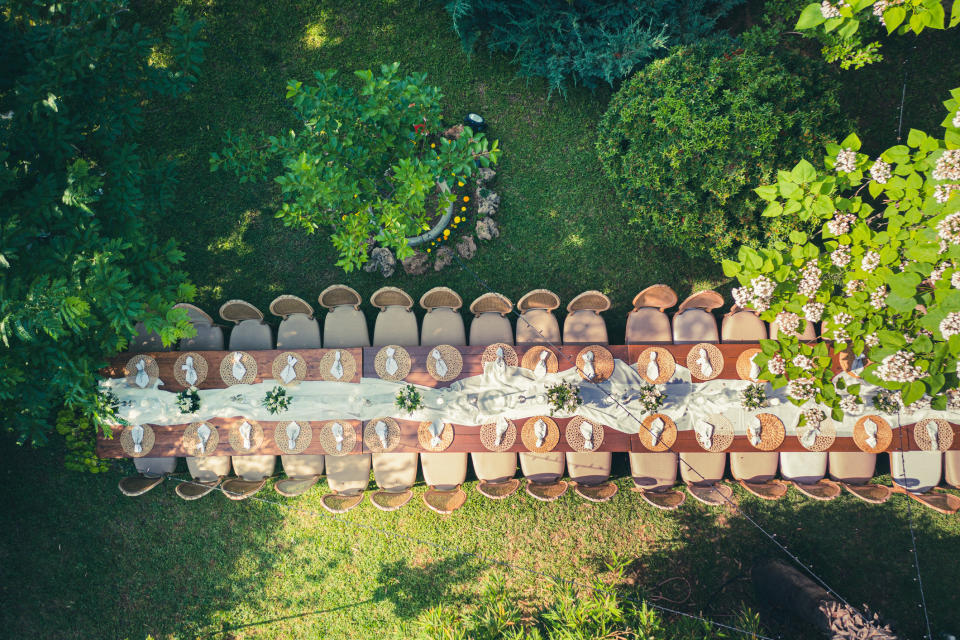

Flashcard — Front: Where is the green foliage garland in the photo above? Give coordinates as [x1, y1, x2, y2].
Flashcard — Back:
[395, 385, 424, 414]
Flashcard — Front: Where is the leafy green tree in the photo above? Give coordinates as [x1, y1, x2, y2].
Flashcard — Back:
[596, 35, 849, 261]
[211, 62, 499, 272]
[0, 1, 204, 454]
[444, 0, 745, 97]
[723, 88, 960, 418]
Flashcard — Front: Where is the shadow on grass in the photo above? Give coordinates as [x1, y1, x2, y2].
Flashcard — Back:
[371, 553, 485, 620]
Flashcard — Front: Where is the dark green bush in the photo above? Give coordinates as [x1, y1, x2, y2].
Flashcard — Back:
[596, 34, 849, 261]
[444, 0, 744, 96]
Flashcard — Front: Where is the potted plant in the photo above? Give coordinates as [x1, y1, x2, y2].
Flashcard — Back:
[395, 385, 423, 414]
[545, 381, 582, 416]
[262, 386, 293, 415]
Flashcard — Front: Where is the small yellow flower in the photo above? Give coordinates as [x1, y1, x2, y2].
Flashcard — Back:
[443, 229, 450, 238]
[457, 181, 464, 187]
[353, 194, 358, 198]
[452, 224, 457, 228]
[454, 216, 462, 223]
[463, 196, 470, 202]
[426, 248, 431, 253]
[430, 143, 435, 148]
[341, 215, 347, 221]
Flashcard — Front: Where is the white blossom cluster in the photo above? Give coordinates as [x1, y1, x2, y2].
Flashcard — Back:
[792, 354, 813, 371]
[832, 328, 850, 343]
[844, 279, 863, 296]
[788, 378, 817, 401]
[797, 263, 822, 297]
[872, 0, 904, 26]
[748, 275, 776, 312]
[954, 109, 960, 128]
[833, 312, 853, 326]
[870, 159, 892, 184]
[768, 353, 786, 375]
[827, 212, 856, 236]
[952, 271, 960, 289]
[870, 286, 888, 310]
[927, 260, 954, 286]
[937, 213, 960, 244]
[803, 302, 825, 322]
[941, 239, 950, 255]
[831, 245, 851, 267]
[732, 286, 752, 308]
[802, 407, 824, 425]
[935, 183, 959, 204]
[948, 389, 960, 411]
[940, 312, 960, 339]
[861, 251, 880, 272]
[835, 148, 857, 173]
[820, 0, 843, 18]
[775, 311, 800, 336]
[839, 395, 862, 414]
[864, 332, 879, 348]
[933, 150, 960, 181]
[876, 350, 926, 383]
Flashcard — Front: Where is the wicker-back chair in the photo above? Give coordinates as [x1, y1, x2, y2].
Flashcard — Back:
[631, 285, 678, 312]
[370, 286, 414, 311]
[174, 302, 215, 327]
[269, 294, 314, 319]
[419, 286, 463, 311]
[677, 290, 724, 314]
[318, 284, 362, 310]
[469, 292, 512, 317]
[566, 290, 610, 314]
[219, 299, 264, 324]
[517, 289, 560, 313]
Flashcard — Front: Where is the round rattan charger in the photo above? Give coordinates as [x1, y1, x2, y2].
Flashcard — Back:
[363, 417, 401, 453]
[796, 418, 836, 452]
[735, 348, 762, 382]
[853, 415, 893, 453]
[576, 345, 614, 382]
[914, 419, 953, 451]
[565, 416, 604, 452]
[374, 345, 411, 381]
[228, 420, 264, 453]
[481, 343, 519, 368]
[318, 421, 356, 455]
[271, 352, 307, 386]
[418, 421, 454, 452]
[635, 347, 675, 385]
[220, 352, 257, 385]
[274, 420, 313, 454]
[174, 352, 208, 388]
[521, 346, 559, 374]
[426, 345, 463, 382]
[521, 416, 560, 453]
[696, 414, 734, 452]
[318, 349, 357, 382]
[686, 343, 724, 381]
[183, 422, 219, 457]
[120, 424, 155, 457]
[480, 419, 517, 451]
[125, 354, 159, 388]
[746, 413, 785, 451]
[638, 414, 677, 452]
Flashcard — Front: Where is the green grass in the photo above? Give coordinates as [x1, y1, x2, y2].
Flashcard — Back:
[8, 1, 960, 638]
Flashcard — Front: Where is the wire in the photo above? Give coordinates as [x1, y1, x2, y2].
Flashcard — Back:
[895, 418, 933, 640]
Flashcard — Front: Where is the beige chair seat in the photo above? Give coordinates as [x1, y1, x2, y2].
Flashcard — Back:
[721, 311, 767, 342]
[326, 454, 371, 495]
[829, 452, 876, 483]
[519, 452, 565, 483]
[421, 452, 468, 490]
[324, 306, 370, 348]
[946, 452, 960, 488]
[229, 320, 273, 350]
[134, 457, 177, 477]
[421, 307, 467, 347]
[673, 309, 719, 343]
[566, 452, 612, 485]
[629, 452, 677, 491]
[374, 306, 419, 346]
[231, 455, 276, 481]
[187, 456, 231, 482]
[626, 308, 671, 344]
[281, 454, 325, 478]
[472, 452, 517, 483]
[516, 309, 560, 344]
[730, 452, 778, 483]
[470, 313, 513, 346]
[181, 324, 224, 351]
[679, 452, 726, 485]
[277, 314, 321, 349]
[563, 310, 608, 344]
[373, 452, 419, 491]
[891, 451, 942, 494]
[780, 452, 827, 484]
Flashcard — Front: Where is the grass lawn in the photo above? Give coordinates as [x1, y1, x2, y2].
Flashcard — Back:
[5, 1, 960, 638]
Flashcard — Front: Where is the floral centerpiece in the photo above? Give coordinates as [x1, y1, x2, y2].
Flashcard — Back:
[545, 381, 583, 416]
[395, 385, 423, 414]
[262, 386, 293, 415]
[636, 382, 665, 414]
[175, 386, 201, 414]
[740, 383, 768, 411]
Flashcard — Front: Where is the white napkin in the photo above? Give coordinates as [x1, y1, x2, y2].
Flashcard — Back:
[800, 424, 820, 449]
[534, 419, 548, 448]
[649, 417, 665, 446]
[432, 349, 448, 378]
[374, 420, 389, 448]
[280, 354, 298, 384]
[286, 421, 301, 450]
[131, 425, 144, 454]
[494, 346, 506, 374]
[697, 348, 713, 378]
[580, 421, 594, 450]
[330, 350, 344, 380]
[182, 356, 198, 386]
[231, 352, 247, 381]
[134, 359, 149, 388]
[494, 415, 509, 447]
[533, 350, 549, 378]
[748, 416, 762, 447]
[331, 422, 344, 451]
[925, 421, 940, 450]
[646, 351, 659, 382]
[694, 420, 714, 450]
[196, 423, 211, 454]
[864, 418, 878, 449]
[748, 353, 760, 380]
[429, 421, 444, 448]
[384, 347, 399, 376]
[582, 350, 596, 380]
[239, 421, 252, 450]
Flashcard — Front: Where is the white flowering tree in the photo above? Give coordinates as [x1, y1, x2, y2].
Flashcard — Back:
[723, 88, 960, 420]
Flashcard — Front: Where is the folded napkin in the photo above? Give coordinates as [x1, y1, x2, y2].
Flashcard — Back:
[286, 421, 301, 450]
[694, 420, 714, 450]
[534, 419, 548, 448]
[182, 356, 198, 386]
[429, 421, 444, 448]
[196, 423, 211, 455]
[925, 421, 940, 450]
[134, 359, 149, 388]
[748, 353, 761, 380]
[280, 354, 298, 384]
[582, 350, 596, 381]
[863, 418, 878, 449]
[494, 346, 506, 374]
[231, 352, 247, 382]
[649, 416, 665, 447]
[696, 348, 713, 378]
[494, 415, 509, 447]
[239, 421, 252, 450]
[331, 422, 344, 452]
[374, 420, 389, 448]
[646, 351, 659, 382]
[432, 349, 448, 378]
[384, 347, 399, 376]
[330, 350, 344, 380]
[533, 350, 549, 378]
[800, 424, 820, 449]
[580, 420, 594, 450]
[131, 425, 144, 454]
[748, 416, 763, 447]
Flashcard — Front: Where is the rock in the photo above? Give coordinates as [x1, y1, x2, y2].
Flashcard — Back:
[363, 246, 396, 278]
[456, 235, 477, 259]
[476, 167, 496, 184]
[434, 246, 454, 271]
[476, 217, 499, 241]
[401, 251, 430, 276]
[477, 189, 500, 217]
[443, 124, 464, 140]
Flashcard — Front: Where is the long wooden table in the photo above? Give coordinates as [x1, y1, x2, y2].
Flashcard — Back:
[96, 344, 956, 458]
